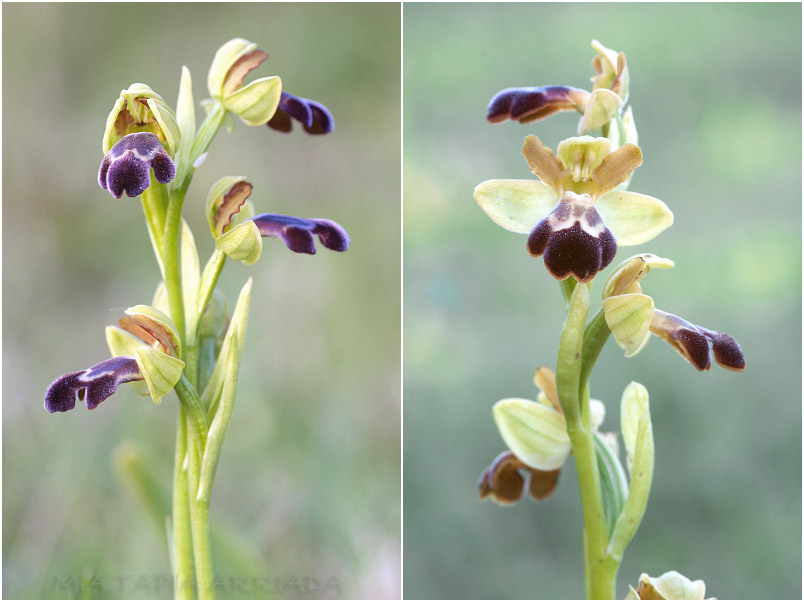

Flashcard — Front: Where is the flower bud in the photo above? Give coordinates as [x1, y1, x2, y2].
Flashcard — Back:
[591, 40, 629, 101]
[625, 571, 709, 600]
[102, 84, 181, 156]
[620, 382, 650, 475]
[579, 88, 623, 133]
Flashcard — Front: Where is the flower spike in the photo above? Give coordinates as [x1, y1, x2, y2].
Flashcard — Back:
[98, 133, 176, 198]
[45, 356, 144, 412]
[268, 92, 334, 135]
[251, 213, 350, 255]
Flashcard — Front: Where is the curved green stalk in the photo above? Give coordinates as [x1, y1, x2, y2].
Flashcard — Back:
[557, 284, 612, 599]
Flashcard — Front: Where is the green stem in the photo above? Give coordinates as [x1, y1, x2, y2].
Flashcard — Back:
[185, 249, 226, 390]
[557, 284, 611, 599]
[186, 430, 215, 599]
[171, 408, 195, 599]
[163, 187, 188, 346]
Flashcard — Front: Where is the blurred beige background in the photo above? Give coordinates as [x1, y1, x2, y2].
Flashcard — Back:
[403, 3, 801, 599]
[3, 3, 400, 599]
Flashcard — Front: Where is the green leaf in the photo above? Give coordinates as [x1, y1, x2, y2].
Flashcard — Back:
[594, 431, 628, 537]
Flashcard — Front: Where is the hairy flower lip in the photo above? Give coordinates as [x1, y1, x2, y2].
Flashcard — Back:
[487, 85, 590, 124]
[527, 192, 617, 283]
[268, 92, 334, 135]
[98, 132, 176, 198]
[251, 213, 349, 254]
[45, 356, 143, 412]
[650, 310, 746, 372]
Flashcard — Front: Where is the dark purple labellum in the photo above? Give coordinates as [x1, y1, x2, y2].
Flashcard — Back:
[98, 132, 175, 198]
[487, 85, 589, 124]
[710, 332, 746, 372]
[44, 356, 143, 412]
[267, 92, 334, 135]
[527, 193, 616, 283]
[251, 213, 349, 254]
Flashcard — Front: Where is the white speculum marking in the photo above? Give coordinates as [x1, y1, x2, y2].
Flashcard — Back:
[547, 191, 606, 237]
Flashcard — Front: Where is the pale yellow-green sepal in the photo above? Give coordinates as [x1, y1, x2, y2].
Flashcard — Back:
[596, 190, 673, 245]
[492, 398, 571, 471]
[208, 38, 258, 99]
[216, 221, 263, 265]
[474, 179, 557, 234]
[602, 292, 654, 357]
[134, 346, 185, 405]
[579, 88, 623, 132]
[222, 76, 282, 126]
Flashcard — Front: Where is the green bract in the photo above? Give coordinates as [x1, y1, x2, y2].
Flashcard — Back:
[102, 83, 181, 155]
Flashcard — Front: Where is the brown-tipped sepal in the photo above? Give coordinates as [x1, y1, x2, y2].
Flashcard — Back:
[478, 451, 560, 506]
[650, 310, 746, 372]
[268, 92, 334, 135]
[44, 356, 144, 412]
[527, 191, 616, 283]
[487, 85, 589, 124]
[98, 133, 176, 199]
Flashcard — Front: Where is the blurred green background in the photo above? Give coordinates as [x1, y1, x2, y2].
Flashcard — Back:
[403, 3, 800, 600]
[4, 3, 399, 599]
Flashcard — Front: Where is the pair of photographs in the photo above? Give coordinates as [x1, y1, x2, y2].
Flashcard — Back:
[3, 3, 801, 600]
